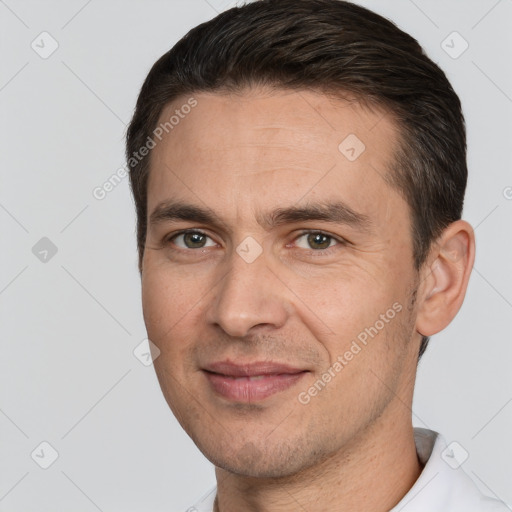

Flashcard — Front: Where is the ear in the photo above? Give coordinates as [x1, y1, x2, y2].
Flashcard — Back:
[415, 220, 475, 337]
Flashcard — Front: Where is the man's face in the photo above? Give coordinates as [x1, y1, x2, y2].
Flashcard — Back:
[142, 88, 422, 477]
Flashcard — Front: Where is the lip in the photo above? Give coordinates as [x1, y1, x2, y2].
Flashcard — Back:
[203, 360, 308, 402]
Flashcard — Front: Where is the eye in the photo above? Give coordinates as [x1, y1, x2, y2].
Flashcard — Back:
[294, 231, 342, 250]
[169, 230, 217, 249]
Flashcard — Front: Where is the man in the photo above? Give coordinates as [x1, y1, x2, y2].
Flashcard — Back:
[125, 1, 508, 510]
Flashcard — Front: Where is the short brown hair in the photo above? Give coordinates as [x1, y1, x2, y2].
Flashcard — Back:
[126, 0, 467, 360]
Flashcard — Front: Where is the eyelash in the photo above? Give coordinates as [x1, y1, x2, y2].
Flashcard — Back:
[164, 229, 346, 255]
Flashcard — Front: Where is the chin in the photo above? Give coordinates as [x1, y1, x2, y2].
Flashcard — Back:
[199, 437, 320, 479]
[213, 458, 301, 479]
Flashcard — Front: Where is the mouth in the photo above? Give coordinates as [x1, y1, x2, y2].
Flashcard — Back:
[202, 360, 309, 402]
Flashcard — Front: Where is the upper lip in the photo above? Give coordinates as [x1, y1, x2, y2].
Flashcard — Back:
[203, 360, 307, 377]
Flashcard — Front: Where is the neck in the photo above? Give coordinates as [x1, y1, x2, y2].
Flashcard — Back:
[213, 405, 423, 512]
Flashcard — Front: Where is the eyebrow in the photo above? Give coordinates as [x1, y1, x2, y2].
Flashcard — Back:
[148, 199, 373, 234]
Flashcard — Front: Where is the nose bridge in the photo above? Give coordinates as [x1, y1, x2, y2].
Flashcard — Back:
[207, 243, 289, 337]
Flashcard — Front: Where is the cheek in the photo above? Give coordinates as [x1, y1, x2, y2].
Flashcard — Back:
[289, 269, 397, 346]
[300, 282, 411, 393]
[141, 272, 169, 338]
[141, 265, 201, 348]
[142, 269, 202, 396]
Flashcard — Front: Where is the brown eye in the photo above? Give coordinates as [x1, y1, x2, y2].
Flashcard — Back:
[171, 231, 215, 249]
[306, 232, 333, 250]
[294, 231, 338, 251]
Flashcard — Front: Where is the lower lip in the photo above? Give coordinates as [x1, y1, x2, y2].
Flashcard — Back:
[204, 371, 307, 402]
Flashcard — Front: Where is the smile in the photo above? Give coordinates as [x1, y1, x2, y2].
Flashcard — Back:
[202, 361, 309, 402]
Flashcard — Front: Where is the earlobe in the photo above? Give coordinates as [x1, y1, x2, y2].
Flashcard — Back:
[415, 220, 475, 337]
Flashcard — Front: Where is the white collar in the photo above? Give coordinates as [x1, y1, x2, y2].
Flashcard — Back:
[389, 427, 508, 511]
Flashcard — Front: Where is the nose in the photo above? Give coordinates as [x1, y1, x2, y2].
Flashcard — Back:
[205, 245, 291, 338]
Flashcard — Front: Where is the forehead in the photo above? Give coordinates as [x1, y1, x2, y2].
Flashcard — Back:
[146, 87, 402, 224]
[154, 87, 397, 157]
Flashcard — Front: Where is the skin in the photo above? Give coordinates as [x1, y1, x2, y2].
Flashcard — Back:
[140, 87, 475, 511]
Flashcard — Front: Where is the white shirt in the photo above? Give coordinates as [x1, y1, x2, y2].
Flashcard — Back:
[184, 428, 509, 511]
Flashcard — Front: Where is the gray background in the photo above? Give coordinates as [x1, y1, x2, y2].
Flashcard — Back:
[1, 0, 511, 510]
